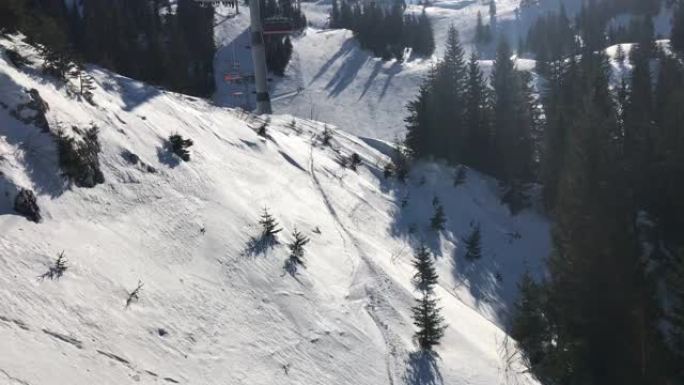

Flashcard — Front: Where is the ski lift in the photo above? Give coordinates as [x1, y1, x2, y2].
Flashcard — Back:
[263, 16, 295, 35]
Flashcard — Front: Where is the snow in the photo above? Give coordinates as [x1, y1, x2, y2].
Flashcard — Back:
[0, 35, 549, 385]
[213, 0, 590, 140]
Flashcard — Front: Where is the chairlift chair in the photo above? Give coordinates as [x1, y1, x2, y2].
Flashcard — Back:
[263, 16, 295, 35]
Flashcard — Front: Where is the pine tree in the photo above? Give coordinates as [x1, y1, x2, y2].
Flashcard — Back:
[41, 251, 68, 280]
[453, 166, 467, 186]
[615, 44, 626, 65]
[404, 82, 432, 158]
[415, 9, 435, 56]
[510, 270, 549, 370]
[169, 134, 193, 161]
[412, 292, 446, 352]
[430, 199, 446, 231]
[463, 53, 491, 171]
[669, 250, 684, 358]
[463, 224, 482, 261]
[491, 38, 533, 184]
[673, 1, 684, 55]
[259, 207, 282, 243]
[287, 228, 310, 268]
[475, 11, 486, 44]
[412, 245, 438, 293]
[488, 0, 497, 38]
[433, 25, 467, 162]
[330, 0, 340, 28]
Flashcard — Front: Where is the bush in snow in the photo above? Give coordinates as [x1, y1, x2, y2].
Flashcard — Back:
[125, 280, 144, 309]
[40, 251, 67, 280]
[42, 49, 74, 83]
[285, 228, 310, 275]
[320, 125, 333, 146]
[385, 149, 409, 182]
[55, 126, 105, 188]
[256, 118, 270, 138]
[168, 134, 193, 162]
[349, 153, 361, 171]
[14, 188, 41, 223]
[67, 64, 97, 105]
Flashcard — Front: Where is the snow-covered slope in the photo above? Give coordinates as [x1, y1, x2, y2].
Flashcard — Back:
[214, 0, 673, 140]
[1, 36, 549, 384]
[214, 0, 581, 140]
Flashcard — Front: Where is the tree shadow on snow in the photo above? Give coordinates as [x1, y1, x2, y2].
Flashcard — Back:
[242, 235, 279, 258]
[404, 351, 444, 385]
[112, 72, 163, 112]
[325, 42, 370, 98]
[451, 245, 503, 315]
[309, 39, 357, 86]
[156, 146, 181, 169]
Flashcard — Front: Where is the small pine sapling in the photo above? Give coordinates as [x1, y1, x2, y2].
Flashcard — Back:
[257, 121, 269, 137]
[430, 198, 446, 231]
[125, 280, 144, 309]
[286, 228, 310, 274]
[464, 223, 482, 261]
[259, 207, 282, 244]
[454, 166, 466, 187]
[168, 134, 193, 161]
[320, 125, 333, 146]
[41, 251, 68, 280]
[349, 153, 362, 171]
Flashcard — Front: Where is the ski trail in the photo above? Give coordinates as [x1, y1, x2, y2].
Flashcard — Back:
[308, 142, 405, 385]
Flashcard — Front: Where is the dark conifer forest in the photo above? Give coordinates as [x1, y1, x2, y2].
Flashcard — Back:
[405, 0, 684, 383]
[330, 0, 435, 60]
[1, 0, 217, 96]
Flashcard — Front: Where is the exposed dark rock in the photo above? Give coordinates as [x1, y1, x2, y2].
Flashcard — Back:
[13, 188, 41, 223]
[55, 126, 105, 188]
[10, 88, 50, 132]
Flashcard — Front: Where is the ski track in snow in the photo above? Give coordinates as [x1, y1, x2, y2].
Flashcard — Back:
[309, 143, 401, 385]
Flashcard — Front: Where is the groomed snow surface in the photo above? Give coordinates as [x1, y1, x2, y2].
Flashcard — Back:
[0, 35, 549, 385]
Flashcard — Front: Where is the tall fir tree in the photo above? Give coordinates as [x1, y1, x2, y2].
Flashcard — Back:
[673, 1, 684, 55]
[463, 53, 491, 171]
[412, 245, 438, 292]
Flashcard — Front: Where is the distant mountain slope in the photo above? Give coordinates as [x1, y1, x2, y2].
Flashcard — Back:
[1, 35, 548, 385]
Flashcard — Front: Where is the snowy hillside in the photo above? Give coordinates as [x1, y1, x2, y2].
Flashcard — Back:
[214, 0, 576, 140]
[214, 0, 673, 140]
[0, 35, 549, 384]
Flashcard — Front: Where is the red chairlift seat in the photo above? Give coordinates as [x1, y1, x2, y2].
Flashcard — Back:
[224, 73, 242, 82]
[263, 16, 294, 35]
